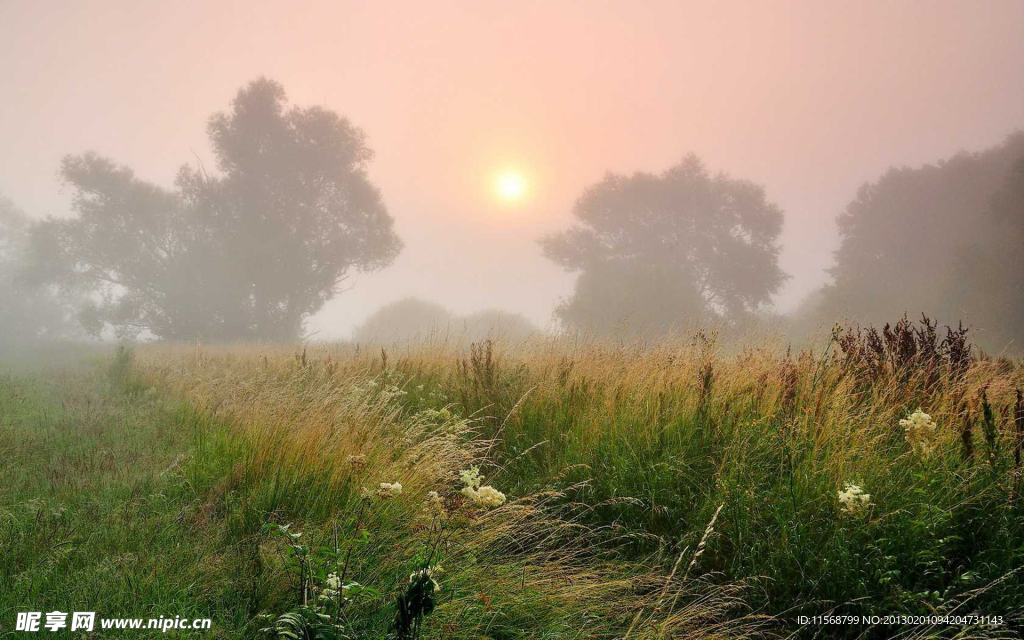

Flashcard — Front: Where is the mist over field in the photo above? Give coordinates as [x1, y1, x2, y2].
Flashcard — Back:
[2, 0, 1024, 348]
[2, 2, 1024, 638]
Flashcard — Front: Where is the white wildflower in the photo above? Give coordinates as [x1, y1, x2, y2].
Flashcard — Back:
[410, 565, 443, 591]
[359, 487, 373, 500]
[838, 483, 872, 514]
[426, 490, 444, 513]
[899, 409, 938, 456]
[475, 485, 507, 508]
[321, 573, 357, 601]
[457, 466, 506, 507]
[378, 482, 403, 498]
[461, 484, 506, 508]
[459, 465, 483, 489]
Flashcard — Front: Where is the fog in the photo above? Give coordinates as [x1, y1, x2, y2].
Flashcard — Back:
[2, 1, 1023, 344]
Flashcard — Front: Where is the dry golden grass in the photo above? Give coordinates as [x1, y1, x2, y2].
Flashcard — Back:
[134, 338, 774, 638]
[128, 332, 1024, 637]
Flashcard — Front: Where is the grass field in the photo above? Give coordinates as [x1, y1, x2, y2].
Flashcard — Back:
[2, 328, 1023, 638]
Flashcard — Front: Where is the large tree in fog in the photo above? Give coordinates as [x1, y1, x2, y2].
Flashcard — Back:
[987, 153, 1024, 331]
[823, 133, 1024, 350]
[540, 155, 787, 333]
[0, 195, 73, 343]
[953, 145, 1024, 349]
[27, 78, 402, 340]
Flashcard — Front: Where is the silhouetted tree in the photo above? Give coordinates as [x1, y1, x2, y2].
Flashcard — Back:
[0, 195, 26, 269]
[0, 195, 75, 343]
[540, 155, 787, 334]
[822, 132, 1024, 350]
[26, 78, 402, 340]
[970, 149, 1024, 346]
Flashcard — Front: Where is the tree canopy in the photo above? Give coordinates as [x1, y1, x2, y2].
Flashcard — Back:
[26, 78, 402, 341]
[0, 195, 74, 344]
[986, 153, 1024, 335]
[822, 132, 1024, 351]
[540, 155, 787, 334]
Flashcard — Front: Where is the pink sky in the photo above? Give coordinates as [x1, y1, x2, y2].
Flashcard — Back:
[2, 0, 1023, 336]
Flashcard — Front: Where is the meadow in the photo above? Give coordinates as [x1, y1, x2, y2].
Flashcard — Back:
[2, 320, 1023, 638]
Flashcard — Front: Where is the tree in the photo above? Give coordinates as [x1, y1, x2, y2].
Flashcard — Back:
[0, 195, 75, 344]
[822, 132, 1024, 350]
[27, 78, 402, 341]
[540, 155, 787, 334]
[970, 149, 1024, 347]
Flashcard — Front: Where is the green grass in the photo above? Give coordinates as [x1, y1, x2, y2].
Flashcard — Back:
[0, 360, 254, 637]
[3, 339, 1024, 638]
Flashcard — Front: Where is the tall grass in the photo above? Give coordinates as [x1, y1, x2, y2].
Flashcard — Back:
[135, 340, 759, 638]
[125, 330, 1024, 637]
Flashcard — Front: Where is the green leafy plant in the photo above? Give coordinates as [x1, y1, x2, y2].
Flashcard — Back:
[257, 523, 377, 639]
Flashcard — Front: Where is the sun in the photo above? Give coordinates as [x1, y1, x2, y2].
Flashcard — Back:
[495, 171, 527, 202]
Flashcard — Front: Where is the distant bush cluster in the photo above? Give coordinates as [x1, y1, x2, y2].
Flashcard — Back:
[351, 297, 538, 344]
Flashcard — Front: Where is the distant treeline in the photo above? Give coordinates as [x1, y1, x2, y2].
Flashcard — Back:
[539, 134, 1024, 352]
[1, 77, 1022, 350]
[801, 132, 1024, 352]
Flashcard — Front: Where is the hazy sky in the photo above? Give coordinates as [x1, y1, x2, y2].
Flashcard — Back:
[2, 0, 1023, 338]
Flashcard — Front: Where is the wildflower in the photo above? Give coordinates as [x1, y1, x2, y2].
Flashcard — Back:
[461, 484, 507, 508]
[459, 466, 483, 489]
[359, 486, 374, 500]
[378, 482, 403, 498]
[321, 573, 357, 601]
[899, 409, 938, 456]
[476, 485, 507, 507]
[347, 454, 367, 469]
[838, 483, 872, 514]
[426, 490, 444, 514]
[323, 572, 342, 598]
[410, 565, 443, 591]
[458, 466, 505, 507]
